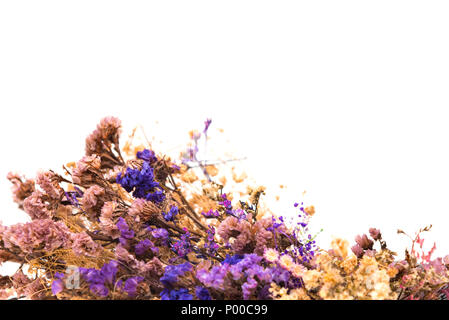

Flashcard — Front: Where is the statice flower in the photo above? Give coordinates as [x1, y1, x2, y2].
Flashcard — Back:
[223, 254, 245, 265]
[6, 172, 35, 208]
[71, 232, 103, 257]
[81, 185, 105, 212]
[197, 254, 273, 299]
[51, 273, 65, 295]
[36, 170, 62, 200]
[196, 264, 230, 290]
[219, 193, 233, 215]
[121, 276, 144, 297]
[116, 217, 135, 245]
[162, 205, 178, 222]
[195, 286, 211, 300]
[171, 228, 192, 258]
[136, 149, 157, 164]
[3, 116, 449, 301]
[135, 239, 158, 255]
[161, 262, 192, 285]
[151, 228, 169, 240]
[85, 116, 122, 165]
[161, 288, 193, 300]
[0, 219, 71, 253]
[204, 226, 219, 255]
[78, 260, 122, 297]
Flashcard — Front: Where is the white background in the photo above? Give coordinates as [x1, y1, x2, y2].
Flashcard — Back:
[1, 1, 449, 273]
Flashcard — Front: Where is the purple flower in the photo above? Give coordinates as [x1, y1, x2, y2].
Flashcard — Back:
[242, 277, 258, 300]
[54, 272, 65, 280]
[219, 194, 233, 214]
[90, 283, 109, 297]
[161, 288, 193, 300]
[151, 228, 169, 240]
[203, 118, 212, 134]
[204, 226, 219, 255]
[202, 209, 220, 218]
[100, 260, 118, 285]
[116, 217, 135, 239]
[196, 264, 229, 290]
[116, 162, 165, 203]
[80, 268, 104, 284]
[351, 244, 364, 258]
[160, 262, 192, 288]
[195, 286, 211, 300]
[136, 149, 157, 163]
[51, 279, 64, 295]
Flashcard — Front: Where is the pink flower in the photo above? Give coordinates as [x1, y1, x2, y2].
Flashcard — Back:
[7, 172, 35, 207]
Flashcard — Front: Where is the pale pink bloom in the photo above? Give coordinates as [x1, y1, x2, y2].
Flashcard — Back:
[23, 190, 52, 220]
[7, 172, 35, 207]
[85, 116, 122, 156]
[81, 185, 105, 210]
[128, 199, 146, 217]
[369, 228, 382, 241]
[11, 270, 32, 296]
[1, 219, 72, 253]
[71, 232, 102, 257]
[72, 155, 101, 185]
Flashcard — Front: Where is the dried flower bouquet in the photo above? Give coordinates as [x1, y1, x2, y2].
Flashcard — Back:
[0, 117, 448, 300]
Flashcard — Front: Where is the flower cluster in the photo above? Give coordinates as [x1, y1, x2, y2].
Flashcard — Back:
[116, 162, 165, 203]
[1, 116, 448, 300]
